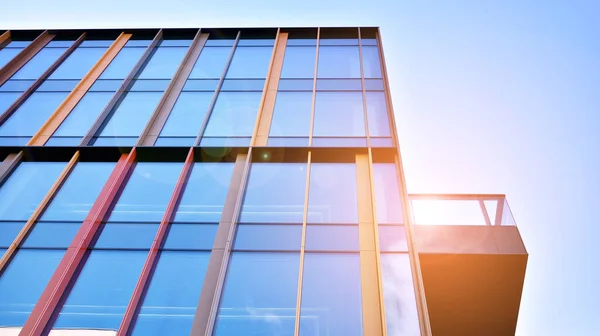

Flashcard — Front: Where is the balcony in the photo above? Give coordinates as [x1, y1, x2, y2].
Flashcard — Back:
[408, 194, 527, 336]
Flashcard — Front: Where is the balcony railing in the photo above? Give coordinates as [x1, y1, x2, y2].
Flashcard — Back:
[407, 194, 515, 226]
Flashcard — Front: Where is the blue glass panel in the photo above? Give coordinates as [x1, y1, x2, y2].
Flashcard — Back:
[372, 163, 403, 224]
[0, 92, 21, 114]
[98, 92, 162, 137]
[159, 39, 193, 47]
[364, 79, 385, 91]
[0, 249, 66, 327]
[0, 162, 66, 221]
[22, 222, 81, 248]
[137, 46, 188, 79]
[154, 137, 196, 146]
[269, 92, 312, 137]
[0, 222, 23, 247]
[214, 252, 299, 335]
[159, 92, 213, 137]
[203, 92, 261, 137]
[0, 80, 35, 91]
[45, 137, 82, 146]
[238, 39, 275, 47]
[0, 248, 5, 259]
[277, 79, 314, 91]
[89, 79, 122, 91]
[0, 48, 22, 69]
[281, 46, 316, 79]
[370, 137, 394, 147]
[129, 79, 170, 91]
[205, 39, 236, 47]
[307, 163, 358, 224]
[53, 250, 147, 330]
[299, 253, 362, 336]
[286, 39, 317, 46]
[53, 92, 114, 137]
[220, 79, 265, 91]
[37, 79, 79, 91]
[362, 46, 383, 78]
[125, 40, 153, 47]
[305, 225, 359, 251]
[99, 47, 146, 79]
[95, 223, 159, 249]
[0, 92, 69, 137]
[199, 137, 251, 147]
[317, 46, 361, 78]
[49, 47, 107, 79]
[313, 92, 365, 136]
[267, 137, 309, 147]
[379, 226, 408, 252]
[0, 137, 30, 146]
[80, 40, 114, 47]
[316, 79, 362, 91]
[183, 79, 219, 91]
[47, 41, 75, 47]
[234, 224, 302, 251]
[240, 163, 307, 223]
[4, 41, 32, 48]
[361, 38, 378, 46]
[10, 48, 66, 79]
[108, 162, 183, 222]
[130, 251, 210, 336]
[320, 38, 359, 46]
[92, 137, 138, 146]
[225, 47, 273, 79]
[366, 92, 391, 136]
[163, 223, 217, 250]
[40, 162, 115, 220]
[311, 137, 367, 147]
[174, 162, 234, 222]
[381, 253, 420, 335]
[189, 47, 232, 79]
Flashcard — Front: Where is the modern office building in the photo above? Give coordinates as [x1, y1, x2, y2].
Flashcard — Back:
[0, 27, 527, 336]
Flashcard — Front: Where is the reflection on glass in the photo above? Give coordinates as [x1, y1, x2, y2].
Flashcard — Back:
[94, 223, 159, 249]
[366, 92, 391, 136]
[10, 48, 66, 80]
[372, 164, 403, 224]
[313, 92, 365, 137]
[307, 163, 358, 224]
[52, 92, 114, 138]
[361, 46, 383, 78]
[317, 46, 361, 78]
[305, 225, 359, 251]
[159, 92, 214, 137]
[300, 253, 362, 336]
[48, 47, 107, 79]
[99, 47, 146, 79]
[234, 224, 302, 251]
[163, 224, 217, 250]
[203, 92, 262, 138]
[137, 46, 189, 79]
[411, 200, 487, 225]
[189, 47, 233, 79]
[97, 92, 162, 138]
[379, 226, 408, 252]
[381, 254, 420, 336]
[225, 47, 273, 79]
[240, 163, 307, 223]
[0, 92, 69, 138]
[281, 46, 316, 78]
[214, 252, 299, 335]
[22, 222, 81, 248]
[269, 92, 312, 137]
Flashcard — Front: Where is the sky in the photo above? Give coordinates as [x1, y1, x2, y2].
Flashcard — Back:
[2, 0, 599, 334]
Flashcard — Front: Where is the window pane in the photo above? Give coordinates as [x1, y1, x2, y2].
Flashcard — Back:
[94, 223, 159, 249]
[277, 79, 314, 91]
[129, 79, 170, 91]
[159, 92, 213, 137]
[97, 92, 162, 137]
[52, 92, 114, 137]
[183, 79, 219, 91]
[0, 48, 23, 69]
[203, 92, 261, 137]
[220, 79, 265, 91]
[40, 162, 114, 221]
[0, 92, 69, 137]
[107, 163, 183, 222]
[281, 46, 316, 78]
[189, 47, 232, 79]
[0, 162, 66, 221]
[99, 47, 146, 79]
[37, 79, 79, 92]
[0, 249, 66, 326]
[137, 47, 188, 79]
[300, 253, 362, 336]
[365, 79, 385, 91]
[317, 46, 361, 78]
[48, 47, 107, 79]
[0, 92, 21, 115]
[269, 92, 312, 137]
[89, 79, 122, 91]
[379, 226, 408, 252]
[305, 225, 359, 251]
[307, 163, 358, 224]
[316, 79, 362, 91]
[53, 250, 147, 330]
[225, 47, 273, 79]
[174, 162, 235, 222]
[131, 251, 210, 336]
[163, 223, 217, 250]
[313, 92, 365, 136]
[240, 163, 307, 223]
[22, 222, 81, 248]
[362, 46, 382, 78]
[366, 92, 391, 136]
[0, 222, 24, 247]
[381, 254, 420, 336]
[234, 224, 302, 251]
[214, 252, 299, 335]
[0, 80, 35, 92]
[11, 48, 66, 80]
[372, 164, 403, 224]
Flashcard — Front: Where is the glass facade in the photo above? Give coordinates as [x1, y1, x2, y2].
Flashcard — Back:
[0, 27, 424, 336]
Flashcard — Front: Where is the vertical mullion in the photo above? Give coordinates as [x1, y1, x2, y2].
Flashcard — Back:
[308, 28, 320, 147]
[0, 30, 54, 86]
[0, 151, 79, 276]
[293, 150, 312, 336]
[28, 33, 132, 146]
[81, 29, 164, 146]
[190, 149, 251, 336]
[137, 30, 209, 146]
[0, 31, 10, 49]
[0, 152, 23, 184]
[194, 31, 242, 146]
[117, 147, 195, 336]
[20, 149, 137, 336]
[0, 33, 85, 127]
[375, 28, 400, 149]
[358, 28, 371, 147]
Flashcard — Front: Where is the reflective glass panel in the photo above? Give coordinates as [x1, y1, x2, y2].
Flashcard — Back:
[189, 47, 232, 79]
[0, 92, 21, 114]
[379, 226, 408, 252]
[99, 47, 146, 79]
[381, 254, 420, 336]
[0, 80, 35, 92]
[94, 223, 159, 249]
[362, 46, 383, 78]
[225, 47, 273, 78]
[372, 164, 403, 224]
[269, 92, 312, 137]
[366, 92, 391, 136]
[240, 163, 307, 223]
[159, 92, 213, 137]
[0, 222, 25, 247]
[203, 92, 261, 137]
[305, 225, 359, 251]
[0, 92, 69, 137]
[307, 163, 358, 224]
[313, 92, 365, 136]
[0, 48, 23, 69]
[97, 92, 162, 137]
[163, 223, 217, 250]
[317, 46, 361, 78]
[281, 46, 316, 78]
[174, 162, 235, 222]
[233, 224, 302, 251]
[52, 92, 114, 137]
[300, 253, 362, 336]
[214, 252, 299, 335]
[22, 222, 81, 248]
[10, 48, 66, 79]
[137, 46, 188, 79]
[48, 47, 107, 79]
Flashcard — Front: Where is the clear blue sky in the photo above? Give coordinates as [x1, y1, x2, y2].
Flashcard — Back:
[2, 1, 599, 334]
